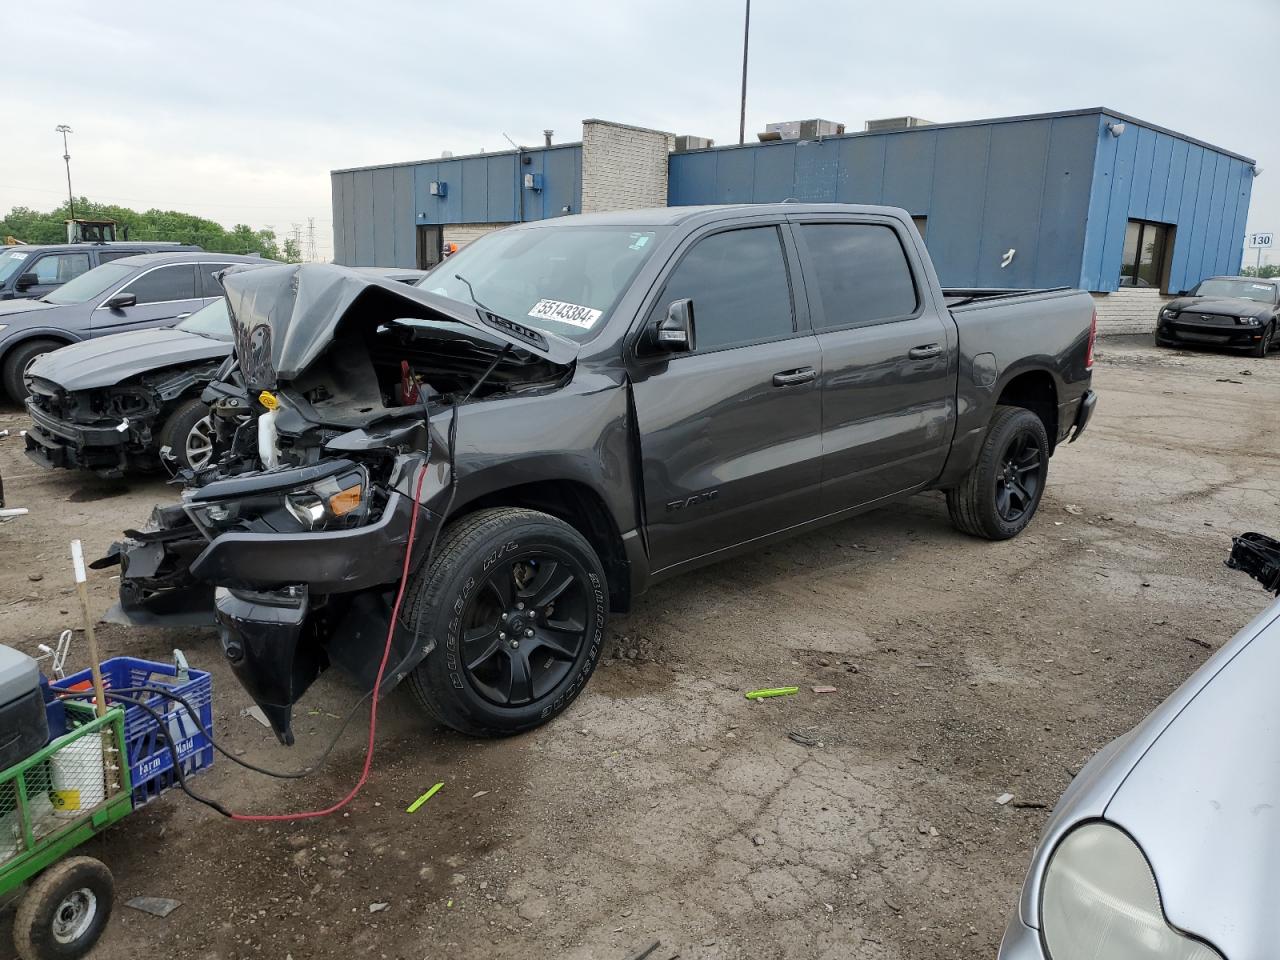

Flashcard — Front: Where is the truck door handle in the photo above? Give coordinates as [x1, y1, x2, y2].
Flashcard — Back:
[908, 344, 942, 360]
[772, 367, 816, 387]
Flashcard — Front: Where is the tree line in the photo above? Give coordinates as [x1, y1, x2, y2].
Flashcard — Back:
[0, 199, 302, 262]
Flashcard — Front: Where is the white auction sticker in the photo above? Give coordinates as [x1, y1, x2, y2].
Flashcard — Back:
[528, 299, 603, 329]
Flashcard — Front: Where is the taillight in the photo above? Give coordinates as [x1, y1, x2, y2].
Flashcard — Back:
[1086, 308, 1097, 369]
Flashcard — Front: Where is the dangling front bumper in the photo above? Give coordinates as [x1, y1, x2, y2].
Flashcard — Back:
[99, 454, 437, 744]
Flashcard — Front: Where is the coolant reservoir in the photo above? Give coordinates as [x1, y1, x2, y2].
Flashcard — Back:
[258, 408, 281, 470]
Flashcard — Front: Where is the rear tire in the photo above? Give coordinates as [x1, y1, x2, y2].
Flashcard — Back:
[13, 856, 114, 960]
[3, 339, 64, 402]
[157, 398, 215, 472]
[946, 405, 1050, 541]
[404, 507, 607, 737]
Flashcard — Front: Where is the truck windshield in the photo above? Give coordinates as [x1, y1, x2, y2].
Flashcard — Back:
[0, 249, 31, 284]
[176, 298, 232, 340]
[1191, 278, 1278, 303]
[418, 225, 668, 341]
[43, 262, 135, 305]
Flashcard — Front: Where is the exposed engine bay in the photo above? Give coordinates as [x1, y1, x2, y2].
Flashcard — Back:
[98, 263, 577, 744]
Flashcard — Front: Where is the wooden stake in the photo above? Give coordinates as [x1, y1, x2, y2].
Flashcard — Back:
[70, 540, 108, 718]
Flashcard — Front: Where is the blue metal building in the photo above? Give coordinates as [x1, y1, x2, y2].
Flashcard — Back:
[670, 108, 1256, 294]
[332, 108, 1255, 298]
[331, 141, 582, 269]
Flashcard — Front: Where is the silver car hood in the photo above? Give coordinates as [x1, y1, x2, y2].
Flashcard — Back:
[25, 327, 229, 391]
[1018, 596, 1280, 953]
[1105, 599, 1280, 959]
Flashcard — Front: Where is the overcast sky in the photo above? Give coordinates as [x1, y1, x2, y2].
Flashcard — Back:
[9, 0, 1278, 263]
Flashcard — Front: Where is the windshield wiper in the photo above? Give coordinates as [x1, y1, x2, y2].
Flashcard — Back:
[453, 273, 502, 318]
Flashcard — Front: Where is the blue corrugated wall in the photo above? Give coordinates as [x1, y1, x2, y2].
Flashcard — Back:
[669, 110, 1253, 293]
[1081, 113, 1254, 293]
[669, 114, 1098, 289]
[331, 144, 583, 266]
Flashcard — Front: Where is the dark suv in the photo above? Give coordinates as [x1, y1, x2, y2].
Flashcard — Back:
[0, 252, 268, 400]
[0, 243, 202, 302]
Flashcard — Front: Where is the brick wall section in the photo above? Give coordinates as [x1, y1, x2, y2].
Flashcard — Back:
[1091, 289, 1171, 336]
[442, 222, 514, 250]
[580, 120, 675, 214]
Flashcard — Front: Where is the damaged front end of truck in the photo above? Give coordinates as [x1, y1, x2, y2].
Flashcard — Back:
[97, 263, 576, 744]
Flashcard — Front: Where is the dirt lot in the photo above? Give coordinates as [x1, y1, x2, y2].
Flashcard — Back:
[0, 336, 1276, 960]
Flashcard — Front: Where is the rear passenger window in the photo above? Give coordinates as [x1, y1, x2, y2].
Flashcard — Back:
[801, 223, 918, 329]
[658, 226, 793, 352]
[121, 264, 197, 304]
[198, 263, 234, 298]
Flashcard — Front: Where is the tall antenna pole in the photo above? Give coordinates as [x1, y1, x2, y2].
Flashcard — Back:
[738, 0, 751, 145]
[56, 125, 75, 220]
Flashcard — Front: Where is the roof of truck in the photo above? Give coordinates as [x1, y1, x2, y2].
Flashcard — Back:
[524, 203, 909, 228]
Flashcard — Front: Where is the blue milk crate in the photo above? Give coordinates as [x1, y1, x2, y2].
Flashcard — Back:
[52, 656, 214, 807]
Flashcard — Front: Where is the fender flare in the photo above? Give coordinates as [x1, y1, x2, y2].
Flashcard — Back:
[0, 327, 83, 367]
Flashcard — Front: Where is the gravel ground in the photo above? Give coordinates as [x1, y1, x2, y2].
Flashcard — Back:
[0, 335, 1276, 960]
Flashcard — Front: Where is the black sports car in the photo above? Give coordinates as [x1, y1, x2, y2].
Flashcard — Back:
[1155, 275, 1280, 357]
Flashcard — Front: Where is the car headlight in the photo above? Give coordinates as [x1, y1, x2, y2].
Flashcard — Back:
[1159, 308, 1177, 318]
[1240, 315, 1260, 325]
[1041, 822, 1223, 960]
[185, 463, 369, 537]
[283, 470, 367, 529]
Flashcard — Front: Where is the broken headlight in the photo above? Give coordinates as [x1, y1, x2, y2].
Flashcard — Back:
[184, 463, 370, 538]
[283, 469, 368, 530]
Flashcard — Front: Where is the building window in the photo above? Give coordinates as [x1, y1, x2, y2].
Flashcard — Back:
[911, 216, 928, 242]
[1120, 220, 1171, 290]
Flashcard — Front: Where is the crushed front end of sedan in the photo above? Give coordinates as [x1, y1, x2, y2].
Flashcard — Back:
[98, 263, 577, 744]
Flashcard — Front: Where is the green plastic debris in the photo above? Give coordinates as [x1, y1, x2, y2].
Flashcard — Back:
[744, 686, 799, 700]
[406, 781, 444, 813]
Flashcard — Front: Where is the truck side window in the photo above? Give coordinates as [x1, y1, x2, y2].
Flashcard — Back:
[801, 224, 918, 329]
[120, 264, 198, 305]
[658, 226, 794, 352]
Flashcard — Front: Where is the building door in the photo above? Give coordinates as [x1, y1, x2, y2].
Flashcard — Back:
[416, 226, 443, 270]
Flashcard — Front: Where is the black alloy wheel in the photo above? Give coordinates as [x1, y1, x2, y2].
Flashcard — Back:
[460, 550, 590, 707]
[405, 507, 607, 737]
[946, 404, 1051, 540]
[994, 431, 1043, 524]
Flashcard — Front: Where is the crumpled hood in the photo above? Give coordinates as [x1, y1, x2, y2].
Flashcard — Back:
[25, 327, 230, 392]
[223, 263, 579, 392]
[1101, 599, 1280, 959]
[1168, 296, 1268, 318]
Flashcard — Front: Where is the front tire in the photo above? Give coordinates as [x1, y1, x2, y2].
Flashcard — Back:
[404, 507, 607, 737]
[3, 339, 64, 402]
[13, 856, 114, 960]
[946, 405, 1050, 540]
[1252, 321, 1275, 358]
[157, 398, 215, 472]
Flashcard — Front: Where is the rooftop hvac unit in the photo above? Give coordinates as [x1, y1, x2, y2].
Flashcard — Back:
[762, 119, 846, 141]
[863, 116, 934, 132]
[674, 135, 715, 152]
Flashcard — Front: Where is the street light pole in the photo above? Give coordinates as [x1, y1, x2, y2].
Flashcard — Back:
[55, 125, 74, 221]
[738, 0, 751, 145]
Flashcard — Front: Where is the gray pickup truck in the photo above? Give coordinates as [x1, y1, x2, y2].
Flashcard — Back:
[102, 203, 1097, 744]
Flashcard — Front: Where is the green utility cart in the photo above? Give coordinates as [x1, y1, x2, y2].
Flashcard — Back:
[1, 704, 132, 960]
